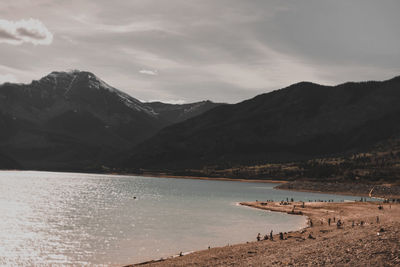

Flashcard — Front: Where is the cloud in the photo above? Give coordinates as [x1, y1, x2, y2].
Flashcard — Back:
[139, 69, 158, 76]
[0, 18, 53, 45]
[0, 73, 17, 84]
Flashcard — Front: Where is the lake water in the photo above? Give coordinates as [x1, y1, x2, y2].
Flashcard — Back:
[0, 171, 367, 266]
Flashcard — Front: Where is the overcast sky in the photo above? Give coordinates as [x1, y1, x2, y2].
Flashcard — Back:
[0, 1, 399, 103]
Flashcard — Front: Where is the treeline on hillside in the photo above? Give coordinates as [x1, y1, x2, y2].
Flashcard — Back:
[149, 138, 400, 185]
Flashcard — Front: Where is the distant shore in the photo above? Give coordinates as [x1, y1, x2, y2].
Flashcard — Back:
[6, 169, 400, 199]
[129, 201, 400, 266]
[276, 181, 400, 199]
[135, 172, 287, 184]
[125, 172, 400, 199]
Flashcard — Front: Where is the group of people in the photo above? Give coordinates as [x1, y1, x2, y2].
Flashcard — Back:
[257, 230, 288, 241]
[325, 217, 343, 228]
[256, 214, 382, 242]
[325, 215, 380, 229]
[256, 230, 273, 241]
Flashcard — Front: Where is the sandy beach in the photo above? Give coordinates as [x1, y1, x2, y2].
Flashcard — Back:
[128, 201, 400, 266]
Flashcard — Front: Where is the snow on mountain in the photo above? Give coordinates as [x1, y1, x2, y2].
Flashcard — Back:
[40, 70, 157, 116]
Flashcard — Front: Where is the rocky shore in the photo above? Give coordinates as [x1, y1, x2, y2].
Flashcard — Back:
[129, 201, 400, 266]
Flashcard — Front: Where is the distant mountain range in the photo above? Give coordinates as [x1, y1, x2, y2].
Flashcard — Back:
[122, 76, 400, 171]
[0, 70, 222, 170]
[1, 71, 400, 174]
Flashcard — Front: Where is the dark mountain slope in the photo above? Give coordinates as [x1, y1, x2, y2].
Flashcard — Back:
[122, 76, 400, 170]
[0, 70, 219, 171]
[0, 152, 20, 169]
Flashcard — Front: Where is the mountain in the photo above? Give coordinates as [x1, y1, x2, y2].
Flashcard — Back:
[0, 70, 221, 170]
[122, 76, 400, 170]
[146, 100, 223, 124]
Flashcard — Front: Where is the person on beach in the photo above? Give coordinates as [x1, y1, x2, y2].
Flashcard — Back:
[257, 233, 261, 241]
[328, 218, 331, 226]
[376, 216, 380, 223]
[270, 230, 273, 241]
[309, 219, 313, 227]
[264, 234, 269, 240]
[279, 232, 283, 240]
[352, 220, 355, 227]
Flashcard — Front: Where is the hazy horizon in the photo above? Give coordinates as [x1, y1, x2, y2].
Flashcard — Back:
[2, 69, 400, 105]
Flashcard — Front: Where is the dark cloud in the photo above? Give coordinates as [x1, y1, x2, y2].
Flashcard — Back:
[0, 28, 20, 40]
[16, 27, 48, 40]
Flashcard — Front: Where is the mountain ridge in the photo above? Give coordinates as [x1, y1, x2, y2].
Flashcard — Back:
[121, 75, 400, 171]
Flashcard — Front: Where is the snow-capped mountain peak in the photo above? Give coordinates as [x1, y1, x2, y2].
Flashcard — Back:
[40, 70, 157, 116]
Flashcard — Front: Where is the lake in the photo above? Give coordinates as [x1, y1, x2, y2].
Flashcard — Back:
[0, 171, 367, 266]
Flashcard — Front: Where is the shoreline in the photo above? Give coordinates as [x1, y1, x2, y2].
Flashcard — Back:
[137, 172, 287, 184]
[129, 200, 400, 266]
[274, 186, 374, 198]
[4, 169, 399, 199]
[128, 173, 400, 199]
[276, 181, 400, 199]
[128, 201, 310, 267]
[128, 202, 308, 267]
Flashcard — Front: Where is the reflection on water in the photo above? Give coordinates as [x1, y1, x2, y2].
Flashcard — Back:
[0, 171, 365, 265]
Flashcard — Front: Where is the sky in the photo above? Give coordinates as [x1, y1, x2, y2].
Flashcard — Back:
[0, 0, 399, 103]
